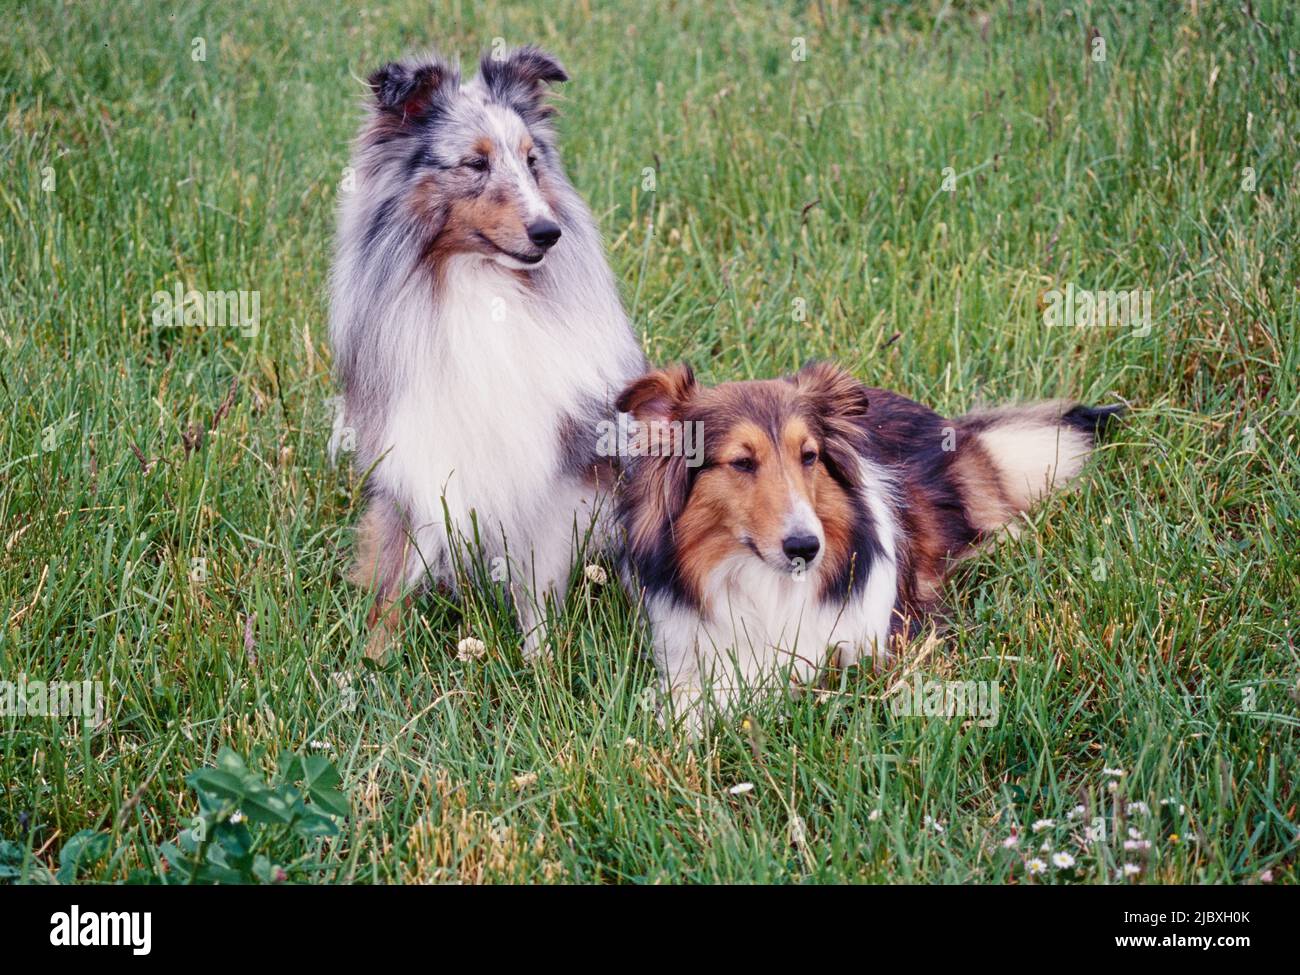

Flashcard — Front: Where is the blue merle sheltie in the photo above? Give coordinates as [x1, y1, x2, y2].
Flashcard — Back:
[329, 46, 644, 660]
[616, 362, 1121, 727]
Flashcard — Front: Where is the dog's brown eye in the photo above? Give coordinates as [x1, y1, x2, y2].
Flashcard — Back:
[730, 457, 756, 474]
[464, 157, 489, 172]
[526, 153, 538, 169]
[801, 449, 818, 467]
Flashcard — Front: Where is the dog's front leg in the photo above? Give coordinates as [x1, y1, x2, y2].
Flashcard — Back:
[512, 480, 613, 662]
[350, 502, 417, 661]
[650, 627, 721, 739]
[510, 527, 578, 663]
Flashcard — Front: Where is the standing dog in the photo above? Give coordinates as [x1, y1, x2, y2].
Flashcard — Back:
[616, 362, 1120, 726]
[330, 46, 644, 659]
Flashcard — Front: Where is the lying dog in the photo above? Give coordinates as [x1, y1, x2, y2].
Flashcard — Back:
[616, 362, 1120, 726]
[329, 46, 644, 659]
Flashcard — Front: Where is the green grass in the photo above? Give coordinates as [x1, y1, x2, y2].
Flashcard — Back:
[1, 0, 1297, 884]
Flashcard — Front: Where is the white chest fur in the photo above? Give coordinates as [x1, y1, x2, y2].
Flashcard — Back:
[380, 257, 624, 555]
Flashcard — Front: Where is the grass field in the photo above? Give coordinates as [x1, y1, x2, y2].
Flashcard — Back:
[1, 0, 1297, 884]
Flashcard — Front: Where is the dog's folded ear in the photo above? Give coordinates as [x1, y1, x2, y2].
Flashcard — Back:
[616, 364, 697, 548]
[367, 58, 455, 121]
[479, 45, 569, 122]
[616, 363, 697, 422]
[792, 361, 870, 420]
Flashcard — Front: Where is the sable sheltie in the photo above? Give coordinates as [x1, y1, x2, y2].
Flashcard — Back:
[616, 362, 1121, 726]
[329, 46, 644, 659]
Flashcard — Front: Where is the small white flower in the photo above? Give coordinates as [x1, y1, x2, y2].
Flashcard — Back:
[229, 811, 245, 825]
[1031, 818, 1055, 833]
[1002, 833, 1019, 849]
[1025, 858, 1047, 875]
[868, 809, 882, 822]
[1120, 863, 1142, 877]
[456, 636, 487, 661]
[923, 815, 944, 833]
[1160, 798, 1186, 814]
[1259, 869, 1274, 883]
[1040, 839, 1052, 852]
[1067, 804, 1085, 821]
[309, 739, 332, 751]
[1127, 801, 1150, 816]
[1102, 767, 1126, 777]
[1127, 827, 1144, 840]
[728, 782, 754, 796]
[1123, 839, 1152, 851]
[1051, 852, 1076, 869]
[583, 563, 608, 586]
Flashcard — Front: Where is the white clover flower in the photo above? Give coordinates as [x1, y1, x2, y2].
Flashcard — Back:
[1127, 827, 1144, 840]
[1031, 818, 1055, 833]
[456, 636, 487, 661]
[1025, 858, 1047, 876]
[728, 782, 754, 796]
[1067, 804, 1086, 821]
[868, 809, 882, 822]
[1123, 839, 1152, 851]
[923, 815, 944, 833]
[229, 811, 245, 825]
[1120, 863, 1142, 877]
[583, 563, 608, 586]
[1102, 767, 1126, 777]
[1051, 852, 1076, 869]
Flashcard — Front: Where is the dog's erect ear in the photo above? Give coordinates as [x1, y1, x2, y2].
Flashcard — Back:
[479, 45, 569, 122]
[792, 361, 870, 485]
[616, 363, 697, 423]
[367, 58, 455, 121]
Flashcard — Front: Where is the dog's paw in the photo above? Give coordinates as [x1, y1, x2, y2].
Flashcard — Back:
[363, 622, 396, 662]
[657, 684, 707, 740]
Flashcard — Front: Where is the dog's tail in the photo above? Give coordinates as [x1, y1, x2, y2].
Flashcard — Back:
[949, 401, 1123, 534]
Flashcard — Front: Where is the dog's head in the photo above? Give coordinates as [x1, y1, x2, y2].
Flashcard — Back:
[617, 362, 872, 601]
[361, 46, 570, 269]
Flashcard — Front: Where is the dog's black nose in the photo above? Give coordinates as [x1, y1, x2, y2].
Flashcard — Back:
[782, 534, 821, 563]
[526, 219, 562, 249]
